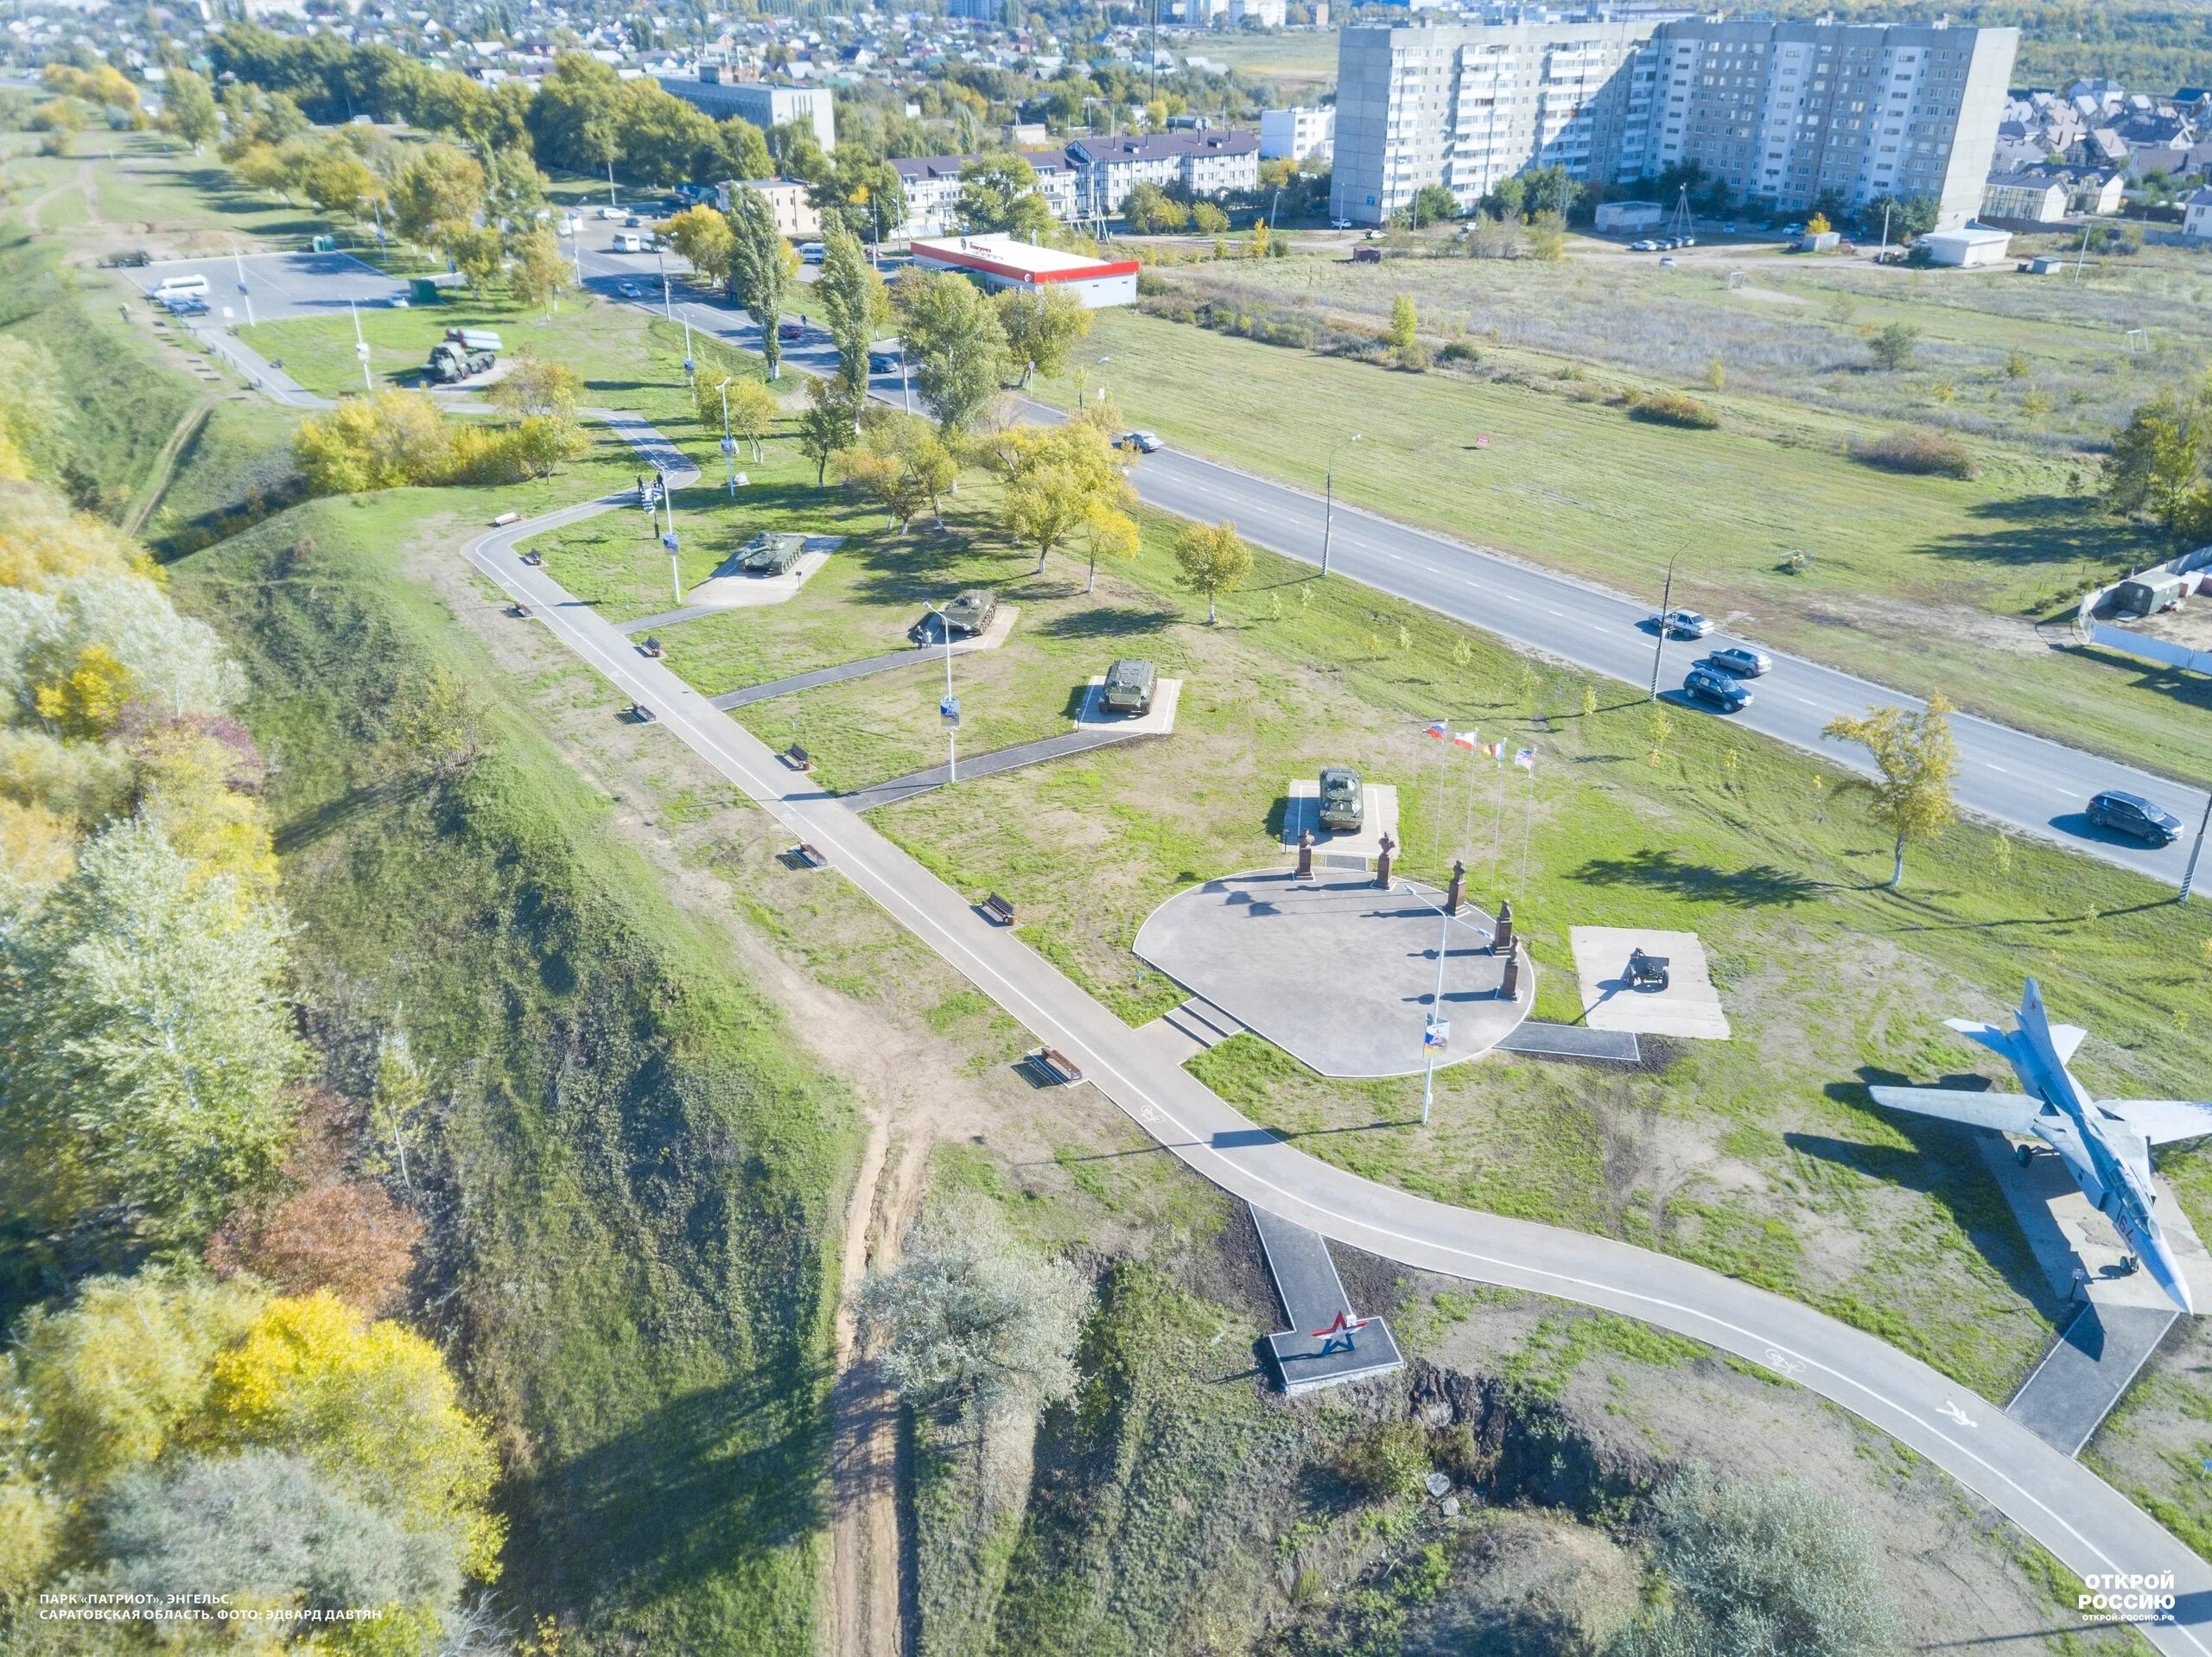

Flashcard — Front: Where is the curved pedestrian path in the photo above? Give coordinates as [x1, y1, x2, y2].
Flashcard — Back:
[461, 414, 2209, 1657]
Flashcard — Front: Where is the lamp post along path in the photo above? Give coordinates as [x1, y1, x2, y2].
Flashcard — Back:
[1321, 432, 1361, 577]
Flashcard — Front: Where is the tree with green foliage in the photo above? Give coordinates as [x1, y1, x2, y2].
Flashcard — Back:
[995, 284, 1091, 387]
[957, 152, 1054, 238]
[817, 226, 885, 404]
[729, 186, 792, 381]
[506, 222, 573, 315]
[1821, 694, 1958, 888]
[836, 413, 955, 534]
[798, 377, 861, 486]
[895, 268, 1009, 433]
[1173, 518, 1254, 625]
[1388, 293, 1418, 352]
[1867, 321, 1921, 371]
[2105, 380, 2212, 534]
[1123, 181, 1188, 233]
[810, 146, 909, 243]
[1606, 1470, 1897, 1657]
[717, 115, 774, 182]
[659, 203, 736, 290]
[162, 67, 220, 153]
[390, 143, 485, 249]
[446, 223, 505, 290]
[859, 1199, 1090, 1419]
[1401, 183, 1459, 228]
[1524, 208, 1568, 261]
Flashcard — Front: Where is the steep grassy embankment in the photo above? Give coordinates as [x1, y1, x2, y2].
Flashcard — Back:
[171, 491, 861, 1652]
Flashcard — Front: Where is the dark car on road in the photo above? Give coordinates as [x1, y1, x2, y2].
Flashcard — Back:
[1705, 645, 1770, 677]
[1682, 665, 1751, 713]
[1318, 767, 1364, 832]
[1099, 657, 1156, 715]
[779, 320, 804, 340]
[2088, 790, 2183, 846]
[868, 350, 899, 372]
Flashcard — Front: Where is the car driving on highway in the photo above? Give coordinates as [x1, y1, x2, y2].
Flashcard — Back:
[1705, 645, 1770, 677]
[1682, 665, 1751, 714]
[2087, 790, 2183, 846]
[1118, 431, 1164, 454]
[1649, 609, 1713, 638]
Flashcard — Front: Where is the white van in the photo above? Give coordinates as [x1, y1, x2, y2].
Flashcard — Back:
[612, 232, 647, 253]
[150, 272, 209, 298]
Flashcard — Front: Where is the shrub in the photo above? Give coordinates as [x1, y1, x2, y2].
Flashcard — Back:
[1853, 429, 1978, 479]
[1630, 392, 1720, 429]
[1332, 1420, 1431, 1504]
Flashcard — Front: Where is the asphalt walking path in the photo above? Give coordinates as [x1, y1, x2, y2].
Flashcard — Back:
[839, 727, 1158, 811]
[460, 413, 2212, 1655]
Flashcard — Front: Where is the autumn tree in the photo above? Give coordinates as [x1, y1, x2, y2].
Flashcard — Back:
[798, 377, 862, 486]
[1821, 694, 1959, 888]
[836, 413, 955, 533]
[995, 423, 1135, 576]
[817, 225, 886, 405]
[725, 377, 780, 462]
[659, 203, 735, 289]
[490, 352, 584, 420]
[390, 143, 486, 248]
[1524, 208, 1568, 261]
[729, 185, 792, 380]
[447, 223, 505, 290]
[1173, 518, 1254, 625]
[1388, 293, 1418, 352]
[507, 222, 574, 315]
[161, 68, 221, 153]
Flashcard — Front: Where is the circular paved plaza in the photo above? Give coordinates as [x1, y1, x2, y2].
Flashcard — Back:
[1132, 869, 1531, 1079]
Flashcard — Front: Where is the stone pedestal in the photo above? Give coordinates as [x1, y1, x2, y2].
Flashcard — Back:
[1296, 830, 1314, 880]
[1446, 860, 1465, 915]
[1493, 899, 1515, 957]
[1375, 833, 1395, 889]
[1501, 941, 1522, 1001]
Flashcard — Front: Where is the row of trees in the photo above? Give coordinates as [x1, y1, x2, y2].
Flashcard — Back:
[1, 368, 502, 1645]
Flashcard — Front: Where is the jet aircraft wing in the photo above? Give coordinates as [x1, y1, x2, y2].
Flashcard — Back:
[1866, 1087, 2044, 1135]
[2100, 1099, 2212, 1146]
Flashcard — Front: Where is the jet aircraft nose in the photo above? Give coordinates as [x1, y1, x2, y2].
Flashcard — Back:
[2147, 1240, 2196, 1315]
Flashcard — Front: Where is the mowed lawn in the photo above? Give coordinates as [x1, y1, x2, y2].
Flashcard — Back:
[1032, 308, 2210, 785]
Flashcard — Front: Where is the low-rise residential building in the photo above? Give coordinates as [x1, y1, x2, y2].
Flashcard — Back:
[887, 149, 1080, 237]
[910, 232, 1139, 308]
[716, 177, 822, 239]
[1980, 170, 2069, 222]
[1260, 105, 1334, 162]
[1065, 129, 1261, 216]
[2185, 185, 2212, 240]
[660, 67, 836, 151]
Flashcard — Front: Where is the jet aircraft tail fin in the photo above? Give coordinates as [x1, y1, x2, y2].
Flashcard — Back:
[1942, 1019, 2018, 1063]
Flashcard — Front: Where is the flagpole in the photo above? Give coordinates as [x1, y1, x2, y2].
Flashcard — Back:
[1462, 733, 1478, 861]
[1431, 723, 1452, 871]
[1491, 749, 1506, 886]
[1519, 754, 1536, 896]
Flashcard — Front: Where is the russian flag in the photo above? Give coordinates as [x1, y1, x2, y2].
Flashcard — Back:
[1423, 720, 1449, 740]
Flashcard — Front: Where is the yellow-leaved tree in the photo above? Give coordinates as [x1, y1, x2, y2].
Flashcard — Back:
[1821, 694, 1959, 888]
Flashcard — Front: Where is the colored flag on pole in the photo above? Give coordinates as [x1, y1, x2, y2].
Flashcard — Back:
[1451, 728, 1478, 750]
[1484, 741, 1504, 760]
[1423, 720, 1449, 740]
[1514, 746, 1537, 771]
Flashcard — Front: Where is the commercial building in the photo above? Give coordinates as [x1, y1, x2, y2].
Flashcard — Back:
[1980, 170, 2070, 224]
[1921, 224, 2012, 263]
[1592, 199, 1664, 232]
[1331, 18, 2017, 230]
[659, 68, 836, 152]
[715, 178, 822, 239]
[910, 233, 1140, 308]
[1065, 130, 1262, 216]
[1261, 105, 1336, 162]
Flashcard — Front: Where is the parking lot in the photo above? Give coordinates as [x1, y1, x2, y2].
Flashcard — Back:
[124, 249, 403, 322]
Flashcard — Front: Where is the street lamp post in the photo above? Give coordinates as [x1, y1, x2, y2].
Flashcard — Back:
[1320, 432, 1361, 577]
[231, 246, 254, 327]
[2183, 790, 2212, 902]
[927, 605, 959, 782]
[681, 312, 695, 387]
[719, 378, 738, 495]
[660, 488, 681, 603]
[349, 298, 371, 392]
[1403, 880, 1491, 1126]
[899, 345, 912, 416]
[1649, 556, 1677, 701]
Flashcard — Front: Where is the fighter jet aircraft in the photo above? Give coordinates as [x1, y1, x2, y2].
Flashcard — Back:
[1868, 979, 2212, 1314]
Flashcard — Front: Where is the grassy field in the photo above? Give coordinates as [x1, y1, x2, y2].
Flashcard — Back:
[1028, 303, 2212, 786]
[1194, 26, 1340, 97]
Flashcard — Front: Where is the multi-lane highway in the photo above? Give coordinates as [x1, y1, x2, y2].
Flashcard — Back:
[132, 229, 2212, 885]
[467, 421, 2212, 1656]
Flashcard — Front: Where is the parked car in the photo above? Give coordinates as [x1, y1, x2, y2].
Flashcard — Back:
[103, 249, 153, 268]
[1317, 767, 1364, 832]
[1118, 430, 1164, 454]
[1682, 666, 1751, 713]
[779, 320, 804, 340]
[597, 206, 625, 220]
[1678, 235, 1696, 247]
[617, 281, 644, 298]
[798, 241, 828, 263]
[165, 295, 209, 316]
[1100, 657, 1157, 715]
[1629, 238, 1660, 251]
[2087, 790, 2183, 846]
[1659, 256, 1678, 268]
[1705, 645, 1771, 677]
[1329, 218, 1353, 230]
[624, 213, 644, 228]
[1649, 609, 1713, 639]
[868, 350, 899, 372]
[1721, 221, 1738, 233]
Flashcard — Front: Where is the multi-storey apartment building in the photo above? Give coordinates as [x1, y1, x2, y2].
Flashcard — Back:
[888, 150, 1080, 237]
[1065, 130, 1262, 216]
[660, 67, 837, 152]
[1332, 17, 2016, 230]
[1332, 20, 1653, 225]
[1261, 105, 1336, 162]
[1613, 20, 2017, 228]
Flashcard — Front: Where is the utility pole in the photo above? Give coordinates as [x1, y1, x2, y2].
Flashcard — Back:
[231, 245, 254, 326]
[349, 297, 371, 392]
[2183, 790, 2212, 902]
[1321, 432, 1360, 576]
[928, 604, 958, 783]
[1878, 200, 1893, 257]
[1649, 557, 1676, 701]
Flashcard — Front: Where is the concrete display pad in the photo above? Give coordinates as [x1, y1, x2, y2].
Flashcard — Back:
[1571, 927, 1732, 1039]
[1252, 1206, 1405, 1394]
[685, 536, 846, 610]
[1280, 779, 1402, 861]
[946, 604, 1020, 653]
[1978, 1134, 2212, 1313]
[1076, 676, 1183, 736]
[2007, 1302, 2177, 1457]
[1132, 870, 1529, 1079]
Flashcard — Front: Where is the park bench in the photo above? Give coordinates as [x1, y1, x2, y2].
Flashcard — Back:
[981, 892, 1015, 926]
[631, 703, 657, 724]
[1624, 949, 1670, 992]
[638, 636, 664, 658]
[794, 843, 829, 869]
[781, 745, 813, 772]
[1028, 1047, 1083, 1086]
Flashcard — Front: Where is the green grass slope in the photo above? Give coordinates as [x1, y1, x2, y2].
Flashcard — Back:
[171, 490, 861, 1652]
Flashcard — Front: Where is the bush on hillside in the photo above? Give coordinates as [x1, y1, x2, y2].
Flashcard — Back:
[1853, 428, 1978, 479]
[293, 392, 585, 496]
[1630, 391, 1721, 429]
